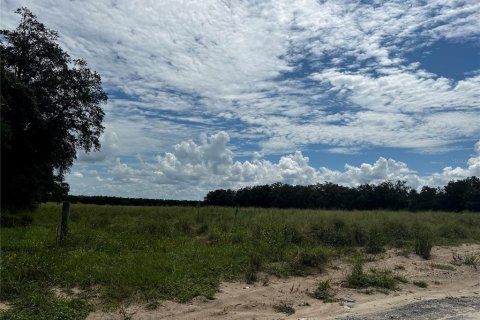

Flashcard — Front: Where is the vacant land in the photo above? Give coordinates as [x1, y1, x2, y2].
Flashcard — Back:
[1, 203, 480, 319]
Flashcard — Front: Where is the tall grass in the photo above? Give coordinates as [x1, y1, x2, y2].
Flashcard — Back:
[1, 203, 480, 319]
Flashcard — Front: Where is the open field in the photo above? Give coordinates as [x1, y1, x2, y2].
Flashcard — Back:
[1, 203, 480, 319]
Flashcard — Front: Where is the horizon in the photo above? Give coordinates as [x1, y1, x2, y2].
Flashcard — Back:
[2, 0, 479, 200]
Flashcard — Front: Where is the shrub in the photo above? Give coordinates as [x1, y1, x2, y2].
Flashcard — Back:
[431, 263, 456, 271]
[413, 280, 428, 288]
[365, 227, 385, 254]
[309, 280, 337, 302]
[463, 253, 479, 269]
[273, 302, 295, 315]
[347, 258, 398, 290]
[294, 247, 331, 272]
[415, 227, 433, 260]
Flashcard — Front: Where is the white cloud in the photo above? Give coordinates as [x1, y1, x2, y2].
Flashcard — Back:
[3, 1, 480, 199]
[1, 0, 479, 155]
[66, 132, 480, 199]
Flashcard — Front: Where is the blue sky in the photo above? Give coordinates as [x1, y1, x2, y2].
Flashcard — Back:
[2, 0, 479, 199]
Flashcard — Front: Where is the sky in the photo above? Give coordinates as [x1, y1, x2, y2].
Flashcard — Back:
[1, 0, 479, 200]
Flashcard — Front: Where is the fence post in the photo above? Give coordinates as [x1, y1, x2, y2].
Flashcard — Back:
[59, 201, 70, 245]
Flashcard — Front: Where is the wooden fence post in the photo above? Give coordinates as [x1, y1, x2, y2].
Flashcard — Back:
[59, 201, 70, 245]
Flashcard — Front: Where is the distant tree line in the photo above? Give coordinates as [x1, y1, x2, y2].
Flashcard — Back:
[204, 177, 480, 212]
[64, 195, 200, 207]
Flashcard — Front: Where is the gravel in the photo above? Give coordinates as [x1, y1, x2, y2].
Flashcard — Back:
[339, 296, 480, 320]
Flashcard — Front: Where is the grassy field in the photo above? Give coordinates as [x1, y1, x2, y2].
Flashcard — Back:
[1, 203, 480, 319]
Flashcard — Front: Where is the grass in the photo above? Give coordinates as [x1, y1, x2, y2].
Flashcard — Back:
[451, 252, 479, 269]
[413, 280, 428, 288]
[2, 203, 480, 319]
[309, 280, 337, 303]
[431, 263, 456, 271]
[273, 302, 295, 315]
[347, 265, 399, 290]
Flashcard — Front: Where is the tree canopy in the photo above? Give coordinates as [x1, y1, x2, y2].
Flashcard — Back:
[204, 177, 480, 212]
[1, 8, 107, 210]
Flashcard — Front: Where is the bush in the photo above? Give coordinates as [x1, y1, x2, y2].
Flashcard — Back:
[309, 280, 337, 302]
[415, 228, 433, 260]
[347, 258, 398, 290]
[365, 227, 385, 254]
[273, 302, 295, 315]
[294, 247, 331, 272]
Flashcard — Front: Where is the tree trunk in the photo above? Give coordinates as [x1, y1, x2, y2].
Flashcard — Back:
[58, 201, 70, 245]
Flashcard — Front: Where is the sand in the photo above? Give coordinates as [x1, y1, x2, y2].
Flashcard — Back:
[87, 244, 480, 320]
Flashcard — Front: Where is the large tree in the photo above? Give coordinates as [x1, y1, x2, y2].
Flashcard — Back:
[1, 8, 107, 210]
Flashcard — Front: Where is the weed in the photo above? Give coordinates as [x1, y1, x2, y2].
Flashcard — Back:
[347, 258, 398, 290]
[309, 280, 337, 303]
[415, 227, 433, 260]
[293, 247, 331, 272]
[393, 275, 408, 283]
[451, 253, 479, 269]
[413, 280, 428, 288]
[463, 253, 479, 269]
[144, 301, 159, 310]
[262, 275, 270, 286]
[365, 227, 385, 254]
[431, 263, 456, 271]
[273, 302, 295, 315]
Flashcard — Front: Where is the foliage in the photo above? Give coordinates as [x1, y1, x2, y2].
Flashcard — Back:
[0, 8, 107, 210]
[414, 227, 433, 260]
[346, 258, 398, 290]
[63, 195, 200, 207]
[204, 177, 480, 212]
[272, 302, 295, 315]
[0, 285, 90, 320]
[309, 280, 337, 302]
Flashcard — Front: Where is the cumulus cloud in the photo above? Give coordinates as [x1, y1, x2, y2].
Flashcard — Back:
[67, 132, 480, 199]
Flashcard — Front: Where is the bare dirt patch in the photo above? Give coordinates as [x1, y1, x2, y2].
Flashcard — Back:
[87, 244, 480, 319]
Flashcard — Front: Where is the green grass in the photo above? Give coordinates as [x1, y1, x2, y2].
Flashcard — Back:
[431, 263, 456, 271]
[309, 280, 337, 302]
[2, 203, 480, 319]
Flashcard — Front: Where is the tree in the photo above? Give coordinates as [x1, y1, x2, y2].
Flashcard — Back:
[1, 8, 107, 210]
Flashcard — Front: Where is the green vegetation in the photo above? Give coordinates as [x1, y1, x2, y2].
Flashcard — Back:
[431, 263, 456, 271]
[414, 227, 433, 259]
[2, 204, 480, 319]
[309, 280, 337, 302]
[346, 258, 399, 290]
[273, 302, 295, 315]
[413, 280, 428, 288]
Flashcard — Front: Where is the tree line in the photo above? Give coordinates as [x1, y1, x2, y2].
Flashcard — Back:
[65, 195, 200, 207]
[204, 177, 480, 212]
